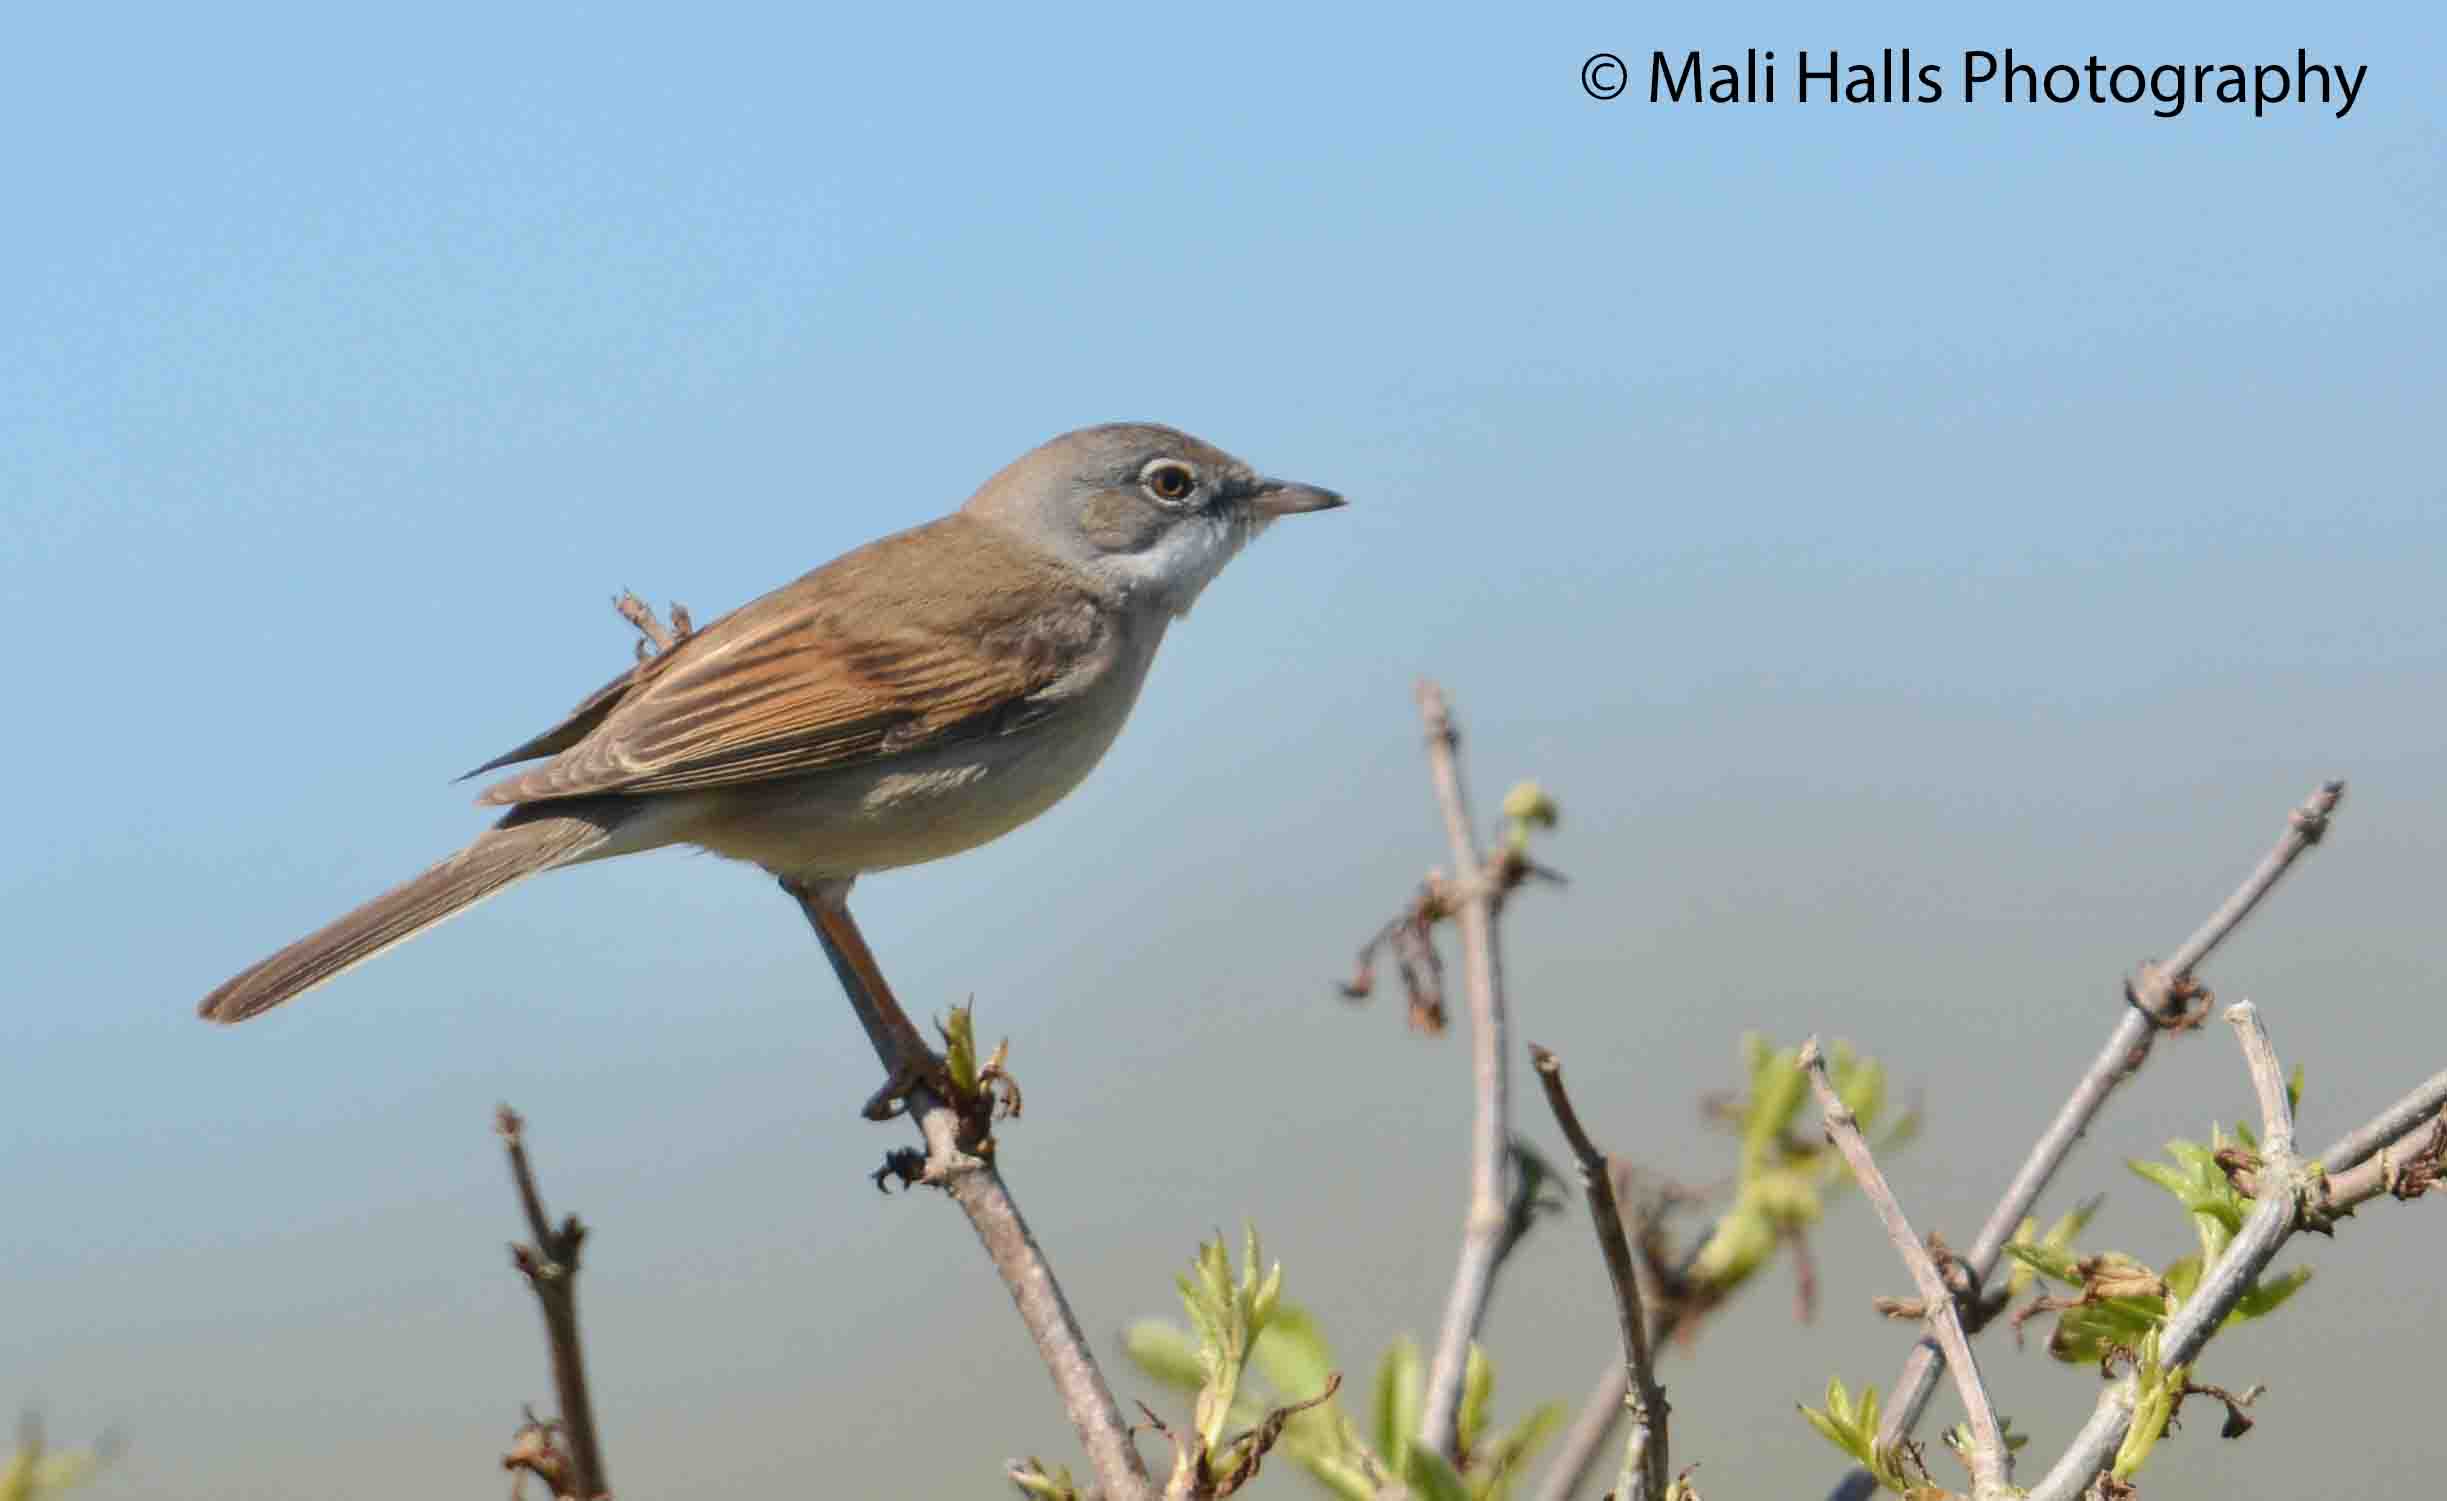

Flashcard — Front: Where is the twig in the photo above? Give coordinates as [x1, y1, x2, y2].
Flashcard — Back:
[1531, 1046, 1672, 1501]
[1798, 1040, 2012, 1499]
[782, 883, 1151, 1501]
[2310, 1116, 2446, 1212]
[1538, 1364, 1628, 1501]
[1875, 780, 2344, 1449]
[2316, 1065, 2447, 1172]
[1534, 1194, 1713, 1501]
[497, 1105, 610, 1501]
[1413, 680, 1518, 1462]
[2225, 1001, 2295, 1152]
[2027, 1003, 2304, 1501]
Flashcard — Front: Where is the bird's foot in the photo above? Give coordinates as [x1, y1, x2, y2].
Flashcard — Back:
[867, 1038, 1022, 1194]
[864, 1009, 1024, 1193]
[859, 1048, 958, 1123]
[613, 590, 694, 661]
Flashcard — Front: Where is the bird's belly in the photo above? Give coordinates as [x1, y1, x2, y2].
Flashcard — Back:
[676, 700, 1135, 881]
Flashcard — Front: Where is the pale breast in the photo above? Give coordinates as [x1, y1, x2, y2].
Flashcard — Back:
[673, 612, 1167, 881]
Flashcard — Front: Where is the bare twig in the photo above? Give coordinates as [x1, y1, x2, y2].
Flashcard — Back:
[1531, 1046, 1672, 1501]
[1799, 1040, 2012, 1499]
[1875, 780, 2343, 1450]
[1534, 1192, 1715, 1501]
[782, 882, 1151, 1501]
[497, 1106, 610, 1501]
[2225, 1002, 2295, 1152]
[2316, 1065, 2447, 1172]
[1413, 680, 1518, 1461]
[503, 1407, 583, 1501]
[2310, 1116, 2446, 1213]
[1539, 1364, 1628, 1501]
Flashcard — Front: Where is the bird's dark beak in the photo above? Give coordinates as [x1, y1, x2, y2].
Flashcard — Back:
[1248, 478, 1346, 518]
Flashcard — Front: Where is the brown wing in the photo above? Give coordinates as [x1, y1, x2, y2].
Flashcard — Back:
[473, 514, 1111, 807]
[458, 653, 680, 782]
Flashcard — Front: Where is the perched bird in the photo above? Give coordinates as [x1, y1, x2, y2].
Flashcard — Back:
[199, 423, 1344, 1045]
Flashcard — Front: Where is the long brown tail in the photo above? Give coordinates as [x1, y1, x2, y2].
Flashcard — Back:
[199, 812, 617, 1024]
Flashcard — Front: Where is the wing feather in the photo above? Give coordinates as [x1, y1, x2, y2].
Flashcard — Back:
[473, 515, 1109, 807]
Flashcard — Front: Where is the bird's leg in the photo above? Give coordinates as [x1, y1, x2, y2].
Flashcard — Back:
[781, 877, 952, 1121]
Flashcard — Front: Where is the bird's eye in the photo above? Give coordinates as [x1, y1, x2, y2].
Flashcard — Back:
[1141, 460, 1197, 503]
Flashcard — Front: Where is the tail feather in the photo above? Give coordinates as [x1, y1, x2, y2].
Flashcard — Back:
[199, 813, 615, 1024]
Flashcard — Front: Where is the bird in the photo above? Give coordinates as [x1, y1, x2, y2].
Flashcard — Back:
[198, 422, 1345, 1065]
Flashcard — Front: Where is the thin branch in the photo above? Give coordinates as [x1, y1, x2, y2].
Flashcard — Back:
[1414, 680, 1517, 1462]
[1531, 1046, 1671, 1501]
[1876, 780, 2344, 1449]
[2225, 1002, 2295, 1153]
[497, 1105, 610, 1501]
[2158, 782, 2344, 981]
[2317, 1065, 2447, 1171]
[783, 882, 1151, 1501]
[2029, 1011, 2444, 1500]
[1534, 1192, 1714, 1501]
[2028, 1004, 2307, 1501]
[1798, 1040, 2012, 1499]
[2311, 1116, 2446, 1212]
[1539, 1361, 1628, 1501]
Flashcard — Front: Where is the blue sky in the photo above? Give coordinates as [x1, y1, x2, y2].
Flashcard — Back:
[4, 4, 2442, 1498]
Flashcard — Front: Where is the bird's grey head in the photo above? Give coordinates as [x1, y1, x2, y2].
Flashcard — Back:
[963, 423, 1344, 616]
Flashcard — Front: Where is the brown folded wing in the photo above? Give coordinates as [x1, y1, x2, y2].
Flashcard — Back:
[473, 514, 1109, 807]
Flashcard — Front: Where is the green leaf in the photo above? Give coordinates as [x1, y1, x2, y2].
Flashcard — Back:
[1458, 1344, 1494, 1456]
[1, 1434, 109, 1501]
[1799, 1379, 1876, 1467]
[1122, 1319, 1207, 1393]
[941, 1004, 979, 1095]
[1748, 1046, 1809, 1160]
[2128, 1157, 2194, 1201]
[1375, 1337, 1423, 1465]
[2287, 1063, 2306, 1117]
[1837, 1055, 1888, 1133]
[1008, 1458, 1082, 1500]
[2004, 1242, 2083, 1287]
[1801, 1401, 1857, 1458]
[2232, 1264, 2312, 1320]
[1252, 1303, 1338, 1412]
[1299, 1451, 1385, 1501]
[1473, 1400, 1565, 1501]
[1501, 781, 1560, 851]
[1171, 1226, 1286, 1453]
[2048, 1294, 2168, 1366]
[2006, 1198, 2104, 1296]
[2168, 1138, 2219, 1170]
[1403, 1441, 1473, 1501]
[2046, 1196, 2105, 1248]
[2114, 1356, 2184, 1479]
[1876, 1102, 1924, 1153]
[2162, 1255, 2202, 1302]
[1690, 1202, 1780, 1288]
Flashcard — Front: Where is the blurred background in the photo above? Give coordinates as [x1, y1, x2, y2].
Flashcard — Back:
[4, 2, 2441, 1497]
